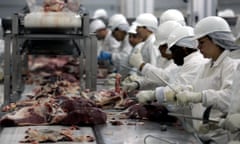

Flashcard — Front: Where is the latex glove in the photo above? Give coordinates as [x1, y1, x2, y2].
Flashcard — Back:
[220, 113, 240, 132]
[136, 90, 156, 104]
[163, 86, 177, 102]
[198, 122, 220, 134]
[163, 85, 193, 102]
[122, 82, 138, 93]
[129, 49, 144, 69]
[98, 51, 112, 61]
[107, 73, 117, 79]
[176, 91, 202, 105]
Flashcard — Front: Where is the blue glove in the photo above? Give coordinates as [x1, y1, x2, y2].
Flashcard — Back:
[98, 51, 112, 61]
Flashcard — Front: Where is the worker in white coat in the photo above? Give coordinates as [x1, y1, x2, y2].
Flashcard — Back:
[167, 16, 239, 143]
[134, 13, 159, 66]
[159, 9, 186, 26]
[90, 19, 120, 56]
[98, 14, 132, 79]
[134, 26, 207, 103]
[128, 23, 144, 53]
[220, 64, 240, 142]
[122, 21, 182, 91]
[130, 26, 208, 132]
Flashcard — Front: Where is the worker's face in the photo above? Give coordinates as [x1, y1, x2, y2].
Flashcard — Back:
[128, 33, 143, 47]
[170, 45, 186, 66]
[159, 44, 172, 60]
[198, 36, 222, 60]
[136, 26, 148, 41]
[112, 28, 126, 41]
[96, 28, 107, 40]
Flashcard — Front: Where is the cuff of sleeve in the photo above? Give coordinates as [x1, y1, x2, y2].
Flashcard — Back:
[134, 81, 140, 90]
[141, 63, 151, 75]
[155, 87, 165, 103]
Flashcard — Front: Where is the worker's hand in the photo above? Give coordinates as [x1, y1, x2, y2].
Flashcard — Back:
[106, 73, 117, 79]
[136, 90, 156, 104]
[163, 84, 193, 102]
[129, 49, 144, 69]
[219, 113, 240, 132]
[98, 51, 112, 61]
[163, 86, 177, 102]
[176, 91, 202, 105]
[198, 122, 220, 134]
[122, 81, 138, 93]
[175, 84, 193, 91]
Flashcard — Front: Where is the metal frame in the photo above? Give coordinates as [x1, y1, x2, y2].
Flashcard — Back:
[4, 12, 97, 103]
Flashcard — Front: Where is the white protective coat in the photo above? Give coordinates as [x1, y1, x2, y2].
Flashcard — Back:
[140, 34, 160, 66]
[191, 50, 239, 130]
[154, 51, 208, 102]
[98, 30, 120, 54]
[156, 55, 174, 69]
[140, 51, 207, 90]
[111, 35, 132, 78]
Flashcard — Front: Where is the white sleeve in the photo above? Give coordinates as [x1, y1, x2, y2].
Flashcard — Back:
[141, 63, 170, 86]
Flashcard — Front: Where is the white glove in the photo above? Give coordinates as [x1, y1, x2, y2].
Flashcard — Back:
[107, 73, 117, 79]
[136, 90, 156, 104]
[163, 86, 177, 102]
[176, 91, 202, 105]
[163, 85, 193, 102]
[129, 49, 144, 69]
[122, 82, 138, 93]
[220, 113, 240, 132]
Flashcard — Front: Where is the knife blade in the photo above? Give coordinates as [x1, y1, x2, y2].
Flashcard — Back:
[168, 112, 219, 123]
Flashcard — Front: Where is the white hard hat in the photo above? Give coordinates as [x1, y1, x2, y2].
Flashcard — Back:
[128, 22, 138, 34]
[160, 9, 186, 26]
[108, 14, 128, 31]
[92, 9, 108, 19]
[90, 19, 106, 33]
[167, 26, 197, 49]
[218, 9, 235, 17]
[135, 13, 158, 32]
[154, 21, 182, 47]
[194, 16, 231, 39]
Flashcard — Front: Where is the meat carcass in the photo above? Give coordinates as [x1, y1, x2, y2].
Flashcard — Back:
[122, 103, 178, 124]
[0, 96, 107, 126]
[20, 126, 95, 143]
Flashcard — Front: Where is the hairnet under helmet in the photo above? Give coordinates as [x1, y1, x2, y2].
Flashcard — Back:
[90, 19, 106, 33]
[167, 26, 198, 50]
[194, 16, 231, 40]
[208, 32, 240, 50]
[134, 13, 158, 32]
[108, 14, 129, 32]
[159, 9, 186, 26]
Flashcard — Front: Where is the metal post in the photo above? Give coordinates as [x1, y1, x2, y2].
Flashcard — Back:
[3, 35, 11, 105]
[85, 35, 97, 90]
[11, 14, 20, 102]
